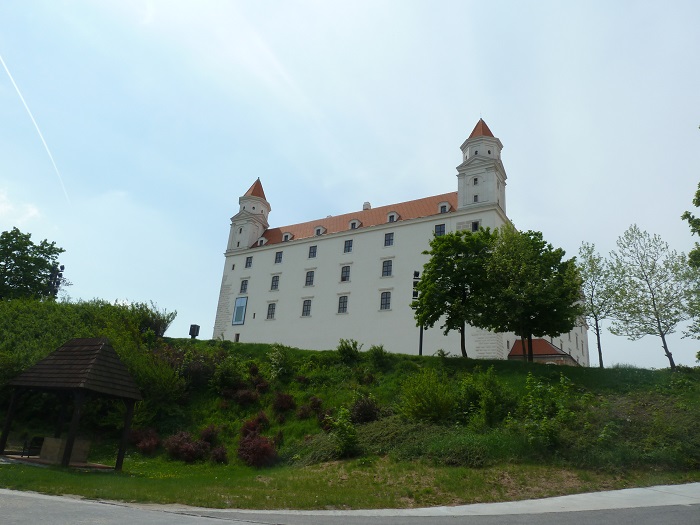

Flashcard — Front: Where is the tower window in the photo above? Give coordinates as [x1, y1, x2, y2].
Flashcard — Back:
[232, 297, 247, 325]
[380, 291, 391, 310]
[488, 150, 491, 154]
[239, 280, 248, 294]
[301, 299, 312, 317]
[384, 232, 394, 247]
[341, 265, 350, 282]
[473, 195, 479, 203]
[274, 251, 283, 263]
[338, 295, 348, 314]
[245, 256, 253, 268]
[471, 221, 480, 232]
[382, 260, 393, 277]
[239, 228, 242, 234]
[473, 178, 478, 185]
[435, 224, 445, 237]
[305, 271, 315, 287]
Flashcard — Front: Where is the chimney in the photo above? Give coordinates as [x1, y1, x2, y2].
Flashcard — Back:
[363, 202, 371, 210]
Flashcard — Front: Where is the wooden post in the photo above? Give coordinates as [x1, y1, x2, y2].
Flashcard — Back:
[0, 390, 19, 455]
[115, 399, 135, 472]
[61, 390, 85, 467]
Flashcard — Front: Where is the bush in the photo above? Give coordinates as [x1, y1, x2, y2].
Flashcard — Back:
[210, 357, 247, 397]
[273, 392, 296, 413]
[237, 434, 277, 467]
[233, 388, 259, 407]
[163, 431, 210, 463]
[268, 344, 293, 382]
[327, 406, 358, 457]
[240, 411, 270, 438]
[337, 339, 362, 364]
[457, 366, 517, 429]
[400, 368, 456, 423]
[366, 344, 390, 370]
[129, 428, 160, 454]
[350, 392, 381, 424]
[210, 445, 228, 464]
[200, 424, 220, 446]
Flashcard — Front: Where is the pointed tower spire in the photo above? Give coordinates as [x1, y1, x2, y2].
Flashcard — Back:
[226, 179, 271, 251]
[468, 118, 495, 139]
[244, 178, 267, 200]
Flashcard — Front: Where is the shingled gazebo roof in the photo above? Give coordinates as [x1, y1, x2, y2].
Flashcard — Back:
[10, 338, 141, 401]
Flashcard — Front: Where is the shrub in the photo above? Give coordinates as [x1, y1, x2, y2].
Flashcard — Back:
[309, 396, 323, 413]
[129, 428, 160, 454]
[211, 357, 247, 397]
[241, 411, 270, 438]
[457, 366, 517, 429]
[273, 392, 296, 413]
[296, 404, 314, 420]
[233, 388, 259, 407]
[237, 434, 277, 467]
[366, 344, 390, 370]
[328, 406, 358, 457]
[200, 424, 220, 446]
[350, 392, 381, 424]
[400, 368, 456, 423]
[268, 344, 293, 382]
[210, 445, 228, 464]
[163, 431, 210, 463]
[337, 339, 362, 364]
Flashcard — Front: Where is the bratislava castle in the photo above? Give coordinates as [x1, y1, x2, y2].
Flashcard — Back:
[213, 120, 589, 366]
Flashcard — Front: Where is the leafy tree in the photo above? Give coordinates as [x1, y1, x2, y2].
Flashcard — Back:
[483, 225, 582, 362]
[412, 229, 495, 357]
[681, 182, 700, 268]
[0, 227, 67, 300]
[578, 242, 616, 368]
[608, 225, 695, 371]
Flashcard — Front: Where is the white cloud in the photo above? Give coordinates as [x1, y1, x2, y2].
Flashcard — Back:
[0, 189, 41, 229]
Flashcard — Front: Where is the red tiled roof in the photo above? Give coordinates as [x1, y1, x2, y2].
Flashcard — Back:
[260, 192, 458, 246]
[509, 338, 567, 358]
[468, 118, 494, 139]
[244, 178, 267, 200]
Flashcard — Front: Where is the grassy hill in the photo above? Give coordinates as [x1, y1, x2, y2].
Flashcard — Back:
[2, 328, 700, 509]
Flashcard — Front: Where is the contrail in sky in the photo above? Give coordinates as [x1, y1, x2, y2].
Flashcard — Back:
[0, 53, 70, 203]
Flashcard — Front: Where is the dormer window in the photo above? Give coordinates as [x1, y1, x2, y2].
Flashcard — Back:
[438, 202, 450, 214]
[387, 212, 399, 223]
[315, 226, 326, 236]
[282, 232, 293, 242]
[348, 220, 361, 230]
[257, 238, 267, 246]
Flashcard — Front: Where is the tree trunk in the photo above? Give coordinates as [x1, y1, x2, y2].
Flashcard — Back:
[659, 332, 676, 371]
[520, 336, 526, 360]
[460, 322, 468, 358]
[527, 333, 534, 362]
[594, 317, 604, 368]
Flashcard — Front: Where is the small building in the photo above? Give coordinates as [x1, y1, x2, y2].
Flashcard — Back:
[213, 120, 590, 366]
[508, 339, 581, 366]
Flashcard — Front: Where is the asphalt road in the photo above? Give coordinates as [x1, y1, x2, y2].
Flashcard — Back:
[0, 484, 698, 525]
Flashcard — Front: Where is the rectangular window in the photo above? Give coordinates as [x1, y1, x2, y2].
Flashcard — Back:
[305, 270, 315, 286]
[308, 245, 317, 258]
[266, 303, 276, 320]
[473, 177, 478, 185]
[380, 291, 391, 310]
[232, 297, 248, 325]
[440, 205, 447, 213]
[388, 214, 395, 223]
[340, 265, 350, 282]
[350, 222, 357, 229]
[274, 251, 283, 263]
[245, 256, 252, 268]
[412, 290, 419, 299]
[384, 232, 394, 247]
[435, 224, 445, 236]
[338, 295, 348, 314]
[301, 299, 312, 317]
[471, 221, 480, 232]
[382, 259, 392, 277]
[239, 279, 248, 293]
[473, 195, 479, 203]
[344, 239, 353, 253]
[270, 275, 279, 290]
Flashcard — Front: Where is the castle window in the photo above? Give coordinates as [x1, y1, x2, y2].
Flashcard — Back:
[344, 240, 353, 253]
[440, 205, 447, 214]
[270, 275, 279, 290]
[435, 224, 445, 237]
[488, 150, 491, 155]
[239, 228, 242, 234]
[301, 299, 312, 317]
[384, 232, 394, 247]
[471, 221, 480, 232]
[473, 195, 479, 203]
[258, 239, 264, 246]
[231, 264, 235, 270]
[308, 245, 317, 258]
[388, 214, 395, 223]
[350, 221, 358, 229]
[245, 256, 253, 268]
[240, 280, 248, 294]
[274, 251, 283, 263]
[382, 260, 393, 277]
[341, 265, 350, 282]
[305, 271, 315, 286]
[283, 234, 290, 242]
[412, 290, 419, 299]
[232, 297, 247, 325]
[315, 227, 323, 236]
[338, 295, 348, 314]
[266, 303, 276, 320]
[380, 291, 391, 310]
[473, 177, 478, 185]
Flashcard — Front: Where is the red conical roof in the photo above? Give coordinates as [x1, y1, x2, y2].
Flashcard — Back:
[468, 118, 495, 139]
[244, 178, 267, 200]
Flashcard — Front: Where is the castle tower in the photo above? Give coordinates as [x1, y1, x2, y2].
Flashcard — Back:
[226, 178, 271, 251]
[456, 119, 507, 213]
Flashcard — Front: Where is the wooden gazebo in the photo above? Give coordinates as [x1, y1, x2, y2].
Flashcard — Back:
[0, 338, 142, 471]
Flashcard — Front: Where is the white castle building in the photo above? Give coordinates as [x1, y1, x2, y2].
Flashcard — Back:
[213, 120, 589, 366]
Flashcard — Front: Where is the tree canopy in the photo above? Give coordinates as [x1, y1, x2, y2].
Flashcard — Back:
[412, 225, 582, 361]
[0, 227, 67, 300]
[608, 225, 695, 371]
[681, 182, 700, 268]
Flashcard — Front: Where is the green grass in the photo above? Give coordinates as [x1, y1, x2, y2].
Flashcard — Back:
[2, 339, 700, 509]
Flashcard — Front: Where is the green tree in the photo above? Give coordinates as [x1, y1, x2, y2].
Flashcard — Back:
[0, 227, 67, 300]
[609, 225, 695, 371]
[412, 229, 495, 357]
[578, 242, 616, 368]
[681, 182, 700, 268]
[483, 225, 582, 362]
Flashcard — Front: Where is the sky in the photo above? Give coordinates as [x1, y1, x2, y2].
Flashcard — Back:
[1, 0, 699, 369]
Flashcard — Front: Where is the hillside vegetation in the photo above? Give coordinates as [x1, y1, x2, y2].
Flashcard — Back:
[1, 299, 699, 509]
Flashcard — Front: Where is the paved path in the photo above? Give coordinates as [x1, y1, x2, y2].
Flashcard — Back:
[0, 483, 698, 524]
